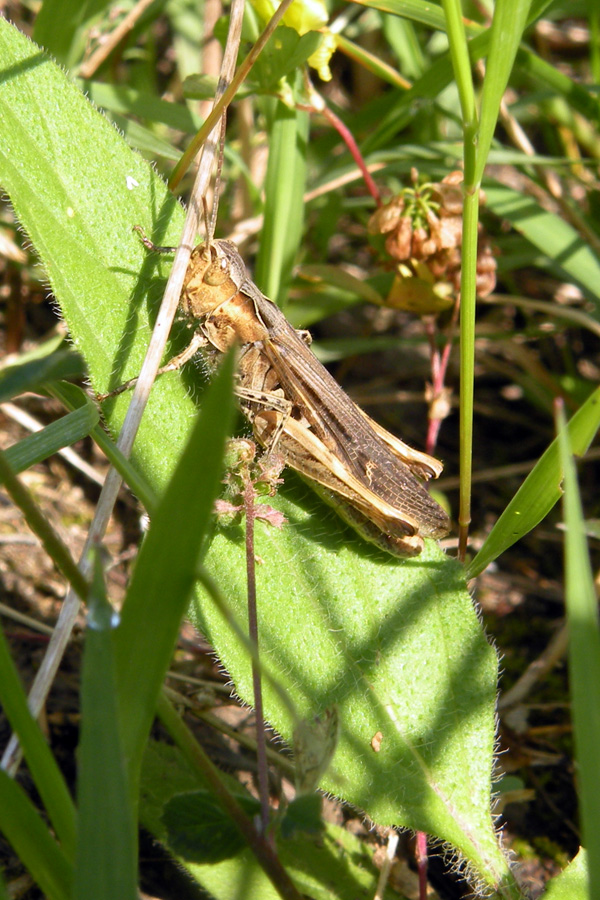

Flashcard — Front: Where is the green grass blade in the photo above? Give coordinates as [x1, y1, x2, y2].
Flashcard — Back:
[114, 352, 236, 785]
[0, 769, 72, 900]
[0, 625, 77, 859]
[352, 0, 450, 31]
[468, 385, 600, 579]
[475, 0, 532, 185]
[254, 101, 308, 307]
[484, 183, 600, 311]
[4, 402, 99, 474]
[0, 342, 83, 404]
[335, 33, 410, 89]
[516, 47, 600, 125]
[441, 0, 476, 132]
[110, 113, 183, 161]
[48, 382, 159, 514]
[80, 81, 202, 134]
[558, 408, 600, 900]
[73, 551, 137, 900]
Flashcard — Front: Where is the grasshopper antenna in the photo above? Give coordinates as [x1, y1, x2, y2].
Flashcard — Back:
[204, 112, 227, 249]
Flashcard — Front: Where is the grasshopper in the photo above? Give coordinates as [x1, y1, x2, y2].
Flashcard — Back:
[179, 239, 450, 556]
[106, 235, 450, 556]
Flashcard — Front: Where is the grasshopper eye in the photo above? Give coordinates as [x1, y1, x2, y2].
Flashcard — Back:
[204, 255, 231, 286]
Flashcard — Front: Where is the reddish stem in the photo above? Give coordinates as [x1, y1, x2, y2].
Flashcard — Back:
[423, 296, 460, 457]
[298, 101, 382, 206]
[415, 831, 428, 900]
[244, 478, 271, 836]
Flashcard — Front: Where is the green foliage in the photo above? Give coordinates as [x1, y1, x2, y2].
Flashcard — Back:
[0, 1, 599, 898]
[162, 791, 262, 863]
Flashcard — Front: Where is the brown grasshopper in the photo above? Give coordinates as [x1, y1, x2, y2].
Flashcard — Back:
[105, 235, 450, 556]
[176, 239, 450, 556]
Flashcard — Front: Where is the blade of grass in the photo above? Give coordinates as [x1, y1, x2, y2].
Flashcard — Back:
[73, 550, 137, 900]
[468, 384, 600, 578]
[254, 102, 308, 308]
[440, 0, 478, 559]
[557, 403, 600, 900]
[0, 625, 77, 859]
[113, 351, 236, 789]
[0, 343, 83, 404]
[484, 183, 600, 312]
[474, 0, 533, 185]
[0, 769, 72, 900]
[0, 450, 89, 602]
[3, 402, 98, 474]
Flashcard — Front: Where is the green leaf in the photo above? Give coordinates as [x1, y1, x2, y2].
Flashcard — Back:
[80, 81, 202, 134]
[540, 848, 588, 900]
[352, 0, 450, 32]
[187, 826, 400, 900]
[252, 26, 323, 93]
[73, 551, 137, 900]
[140, 741, 399, 900]
[0, 769, 72, 900]
[297, 264, 385, 306]
[468, 385, 600, 578]
[192, 492, 511, 893]
[48, 382, 159, 513]
[110, 113, 183, 161]
[33, 0, 112, 67]
[162, 791, 261, 863]
[280, 795, 324, 839]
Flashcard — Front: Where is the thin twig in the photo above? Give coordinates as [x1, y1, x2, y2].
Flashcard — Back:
[0, 602, 55, 637]
[373, 830, 399, 900]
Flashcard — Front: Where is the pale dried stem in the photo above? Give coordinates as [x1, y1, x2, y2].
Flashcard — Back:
[499, 624, 569, 710]
[78, 0, 157, 79]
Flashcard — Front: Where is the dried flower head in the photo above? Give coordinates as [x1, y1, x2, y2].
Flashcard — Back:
[368, 170, 497, 314]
